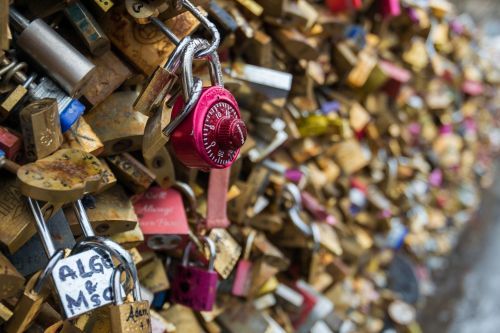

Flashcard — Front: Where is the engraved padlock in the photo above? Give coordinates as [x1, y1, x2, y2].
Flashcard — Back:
[110, 265, 151, 333]
[168, 38, 247, 169]
[171, 237, 218, 311]
[134, 182, 193, 251]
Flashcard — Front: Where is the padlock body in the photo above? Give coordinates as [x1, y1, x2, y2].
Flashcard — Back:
[51, 249, 115, 319]
[171, 86, 245, 169]
[110, 300, 151, 333]
[231, 259, 252, 297]
[171, 265, 218, 311]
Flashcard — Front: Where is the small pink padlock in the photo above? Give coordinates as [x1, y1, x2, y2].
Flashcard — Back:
[168, 38, 247, 170]
[232, 230, 257, 297]
[171, 237, 218, 311]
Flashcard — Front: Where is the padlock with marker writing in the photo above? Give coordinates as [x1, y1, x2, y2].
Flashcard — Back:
[171, 237, 218, 311]
[109, 264, 151, 333]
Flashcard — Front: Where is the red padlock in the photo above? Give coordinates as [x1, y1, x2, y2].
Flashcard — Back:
[326, 0, 362, 13]
[0, 126, 22, 160]
[168, 38, 247, 170]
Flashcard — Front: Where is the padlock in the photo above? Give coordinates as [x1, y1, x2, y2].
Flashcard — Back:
[63, 117, 104, 156]
[9, 8, 96, 97]
[65, 186, 138, 237]
[7, 209, 75, 277]
[325, 0, 362, 12]
[0, 71, 35, 120]
[109, 265, 151, 333]
[232, 230, 256, 297]
[0, 253, 25, 300]
[106, 153, 156, 194]
[99, 2, 200, 75]
[80, 50, 132, 107]
[206, 228, 242, 279]
[85, 91, 148, 156]
[4, 249, 65, 333]
[169, 38, 247, 169]
[26, 198, 116, 319]
[17, 149, 106, 203]
[64, 1, 110, 56]
[28, 76, 86, 133]
[133, 182, 191, 251]
[134, 36, 192, 117]
[0, 126, 22, 161]
[171, 237, 218, 311]
[19, 98, 64, 161]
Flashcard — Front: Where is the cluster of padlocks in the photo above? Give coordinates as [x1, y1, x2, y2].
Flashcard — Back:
[0, 0, 498, 332]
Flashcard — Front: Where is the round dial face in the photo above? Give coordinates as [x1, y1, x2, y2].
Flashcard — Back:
[202, 101, 239, 165]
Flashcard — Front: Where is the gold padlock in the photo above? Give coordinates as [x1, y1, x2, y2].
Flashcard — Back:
[5, 252, 63, 333]
[109, 265, 151, 333]
[106, 153, 156, 194]
[0, 253, 25, 300]
[85, 92, 148, 156]
[19, 98, 64, 162]
[65, 184, 138, 236]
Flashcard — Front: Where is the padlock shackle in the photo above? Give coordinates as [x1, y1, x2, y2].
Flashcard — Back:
[72, 236, 141, 300]
[310, 223, 321, 253]
[72, 200, 95, 238]
[243, 230, 257, 261]
[28, 197, 57, 257]
[33, 249, 65, 294]
[112, 264, 142, 305]
[283, 183, 319, 241]
[182, 236, 216, 271]
[164, 35, 192, 72]
[181, 38, 223, 101]
[163, 76, 202, 137]
[149, 0, 220, 58]
[172, 181, 198, 220]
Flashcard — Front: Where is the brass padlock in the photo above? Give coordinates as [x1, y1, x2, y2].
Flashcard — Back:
[65, 185, 138, 237]
[17, 149, 106, 203]
[106, 153, 156, 194]
[19, 98, 64, 161]
[109, 265, 151, 333]
[5, 251, 65, 333]
[85, 92, 148, 156]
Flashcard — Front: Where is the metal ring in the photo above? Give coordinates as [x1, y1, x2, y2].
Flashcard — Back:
[33, 249, 65, 294]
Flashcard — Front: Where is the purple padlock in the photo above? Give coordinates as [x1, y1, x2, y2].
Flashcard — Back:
[171, 237, 218, 311]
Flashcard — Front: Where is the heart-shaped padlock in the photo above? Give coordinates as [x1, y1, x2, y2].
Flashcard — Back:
[168, 39, 247, 170]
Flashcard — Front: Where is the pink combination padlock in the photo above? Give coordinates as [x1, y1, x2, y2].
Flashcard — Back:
[232, 231, 256, 297]
[167, 38, 247, 170]
[171, 237, 218, 311]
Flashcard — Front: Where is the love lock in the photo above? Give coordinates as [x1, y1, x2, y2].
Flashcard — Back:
[168, 38, 247, 169]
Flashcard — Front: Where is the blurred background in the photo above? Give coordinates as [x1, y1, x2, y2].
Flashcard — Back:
[420, 2, 500, 333]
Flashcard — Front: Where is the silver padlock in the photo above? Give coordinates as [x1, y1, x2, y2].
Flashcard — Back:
[28, 198, 117, 319]
[70, 200, 142, 303]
